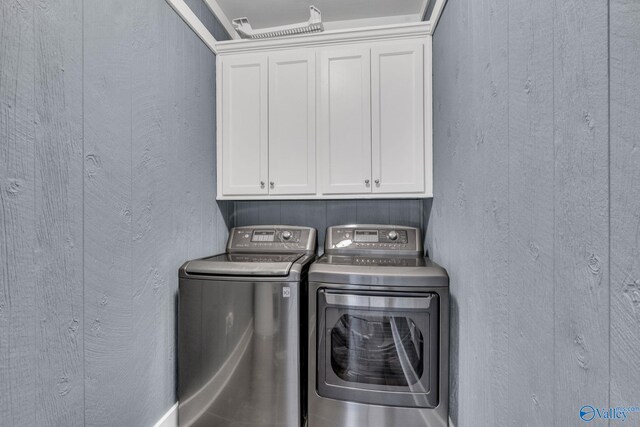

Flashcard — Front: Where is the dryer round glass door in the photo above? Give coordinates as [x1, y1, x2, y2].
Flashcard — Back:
[330, 313, 424, 386]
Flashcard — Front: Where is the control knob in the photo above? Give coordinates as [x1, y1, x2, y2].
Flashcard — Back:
[388, 230, 398, 241]
[281, 231, 292, 241]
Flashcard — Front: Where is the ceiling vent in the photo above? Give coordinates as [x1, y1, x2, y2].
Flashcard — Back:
[232, 5, 324, 39]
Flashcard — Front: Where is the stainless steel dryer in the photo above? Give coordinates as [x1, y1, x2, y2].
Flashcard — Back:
[178, 225, 316, 427]
[308, 225, 449, 427]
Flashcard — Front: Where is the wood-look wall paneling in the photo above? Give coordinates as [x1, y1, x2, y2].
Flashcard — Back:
[429, 4, 470, 420]
[84, 0, 135, 423]
[475, 0, 510, 424]
[163, 0, 233, 418]
[82, 0, 231, 426]
[610, 0, 640, 409]
[325, 200, 358, 227]
[34, 0, 84, 424]
[506, 0, 555, 425]
[203, 1, 232, 255]
[234, 200, 424, 253]
[427, 0, 508, 424]
[553, 1, 610, 422]
[2, 0, 229, 424]
[429, 0, 612, 425]
[355, 200, 390, 225]
[166, 0, 188, 406]
[168, 0, 199, 262]
[0, 1, 36, 425]
[427, 1, 616, 425]
[131, 0, 173, 422]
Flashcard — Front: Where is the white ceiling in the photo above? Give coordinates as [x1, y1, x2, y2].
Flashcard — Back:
[214, 0, 426, 30]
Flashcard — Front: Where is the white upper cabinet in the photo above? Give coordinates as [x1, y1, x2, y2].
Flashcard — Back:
[318, 47, 372, 195]
[220, 54, 268, 196]
[216, 22, 432, 200]
[268, 51, 316, 195]
[371, 42, 425, 194]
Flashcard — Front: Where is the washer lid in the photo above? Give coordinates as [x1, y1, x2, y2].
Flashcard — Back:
[184, 253, 303, 277]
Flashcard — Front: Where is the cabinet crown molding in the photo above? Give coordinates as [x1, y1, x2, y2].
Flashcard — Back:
[215, 22, 431, 55]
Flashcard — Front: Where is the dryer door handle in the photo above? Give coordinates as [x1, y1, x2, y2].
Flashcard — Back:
[323, 292, 434, 309]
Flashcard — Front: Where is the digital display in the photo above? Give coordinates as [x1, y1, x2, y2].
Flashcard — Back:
[353, 230, 379, 243]
[252, 230, 275, 242]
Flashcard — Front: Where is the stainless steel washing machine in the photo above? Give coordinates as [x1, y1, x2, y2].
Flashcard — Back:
[308, 225, 449, 427]
[178, 225, 316, 427]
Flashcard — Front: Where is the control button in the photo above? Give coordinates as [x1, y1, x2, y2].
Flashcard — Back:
[345, 233, 350, 239]
[281, 231, 292, 241]
[244, 234, 250, 238]
[388, 231, 398, 241]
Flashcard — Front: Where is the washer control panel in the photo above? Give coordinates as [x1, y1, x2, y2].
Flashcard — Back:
[325, 225, 422, 256]
[227, 226, 316, 254]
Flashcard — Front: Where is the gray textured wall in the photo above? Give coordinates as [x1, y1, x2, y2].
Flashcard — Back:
[233, 200, 427, 254]
[0, 1, 230, 426]
[610, 0, 640, 412]
[427, 0, 640, 426]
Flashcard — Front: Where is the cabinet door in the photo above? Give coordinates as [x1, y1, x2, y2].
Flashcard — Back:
[268, 51, 316, 195]
[221, 54, 268, 196]
[371, 43, 425, 194]
[318, 47, 372, 195]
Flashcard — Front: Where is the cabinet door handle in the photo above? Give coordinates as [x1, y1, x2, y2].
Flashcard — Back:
[374, 179, 380, 186]
[260, 181, 265, 189]
[270, 181, 275, 189]
[365, 179, 370, 185]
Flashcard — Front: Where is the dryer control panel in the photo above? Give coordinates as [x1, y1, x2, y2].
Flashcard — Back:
[325, 225, 422, 256]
